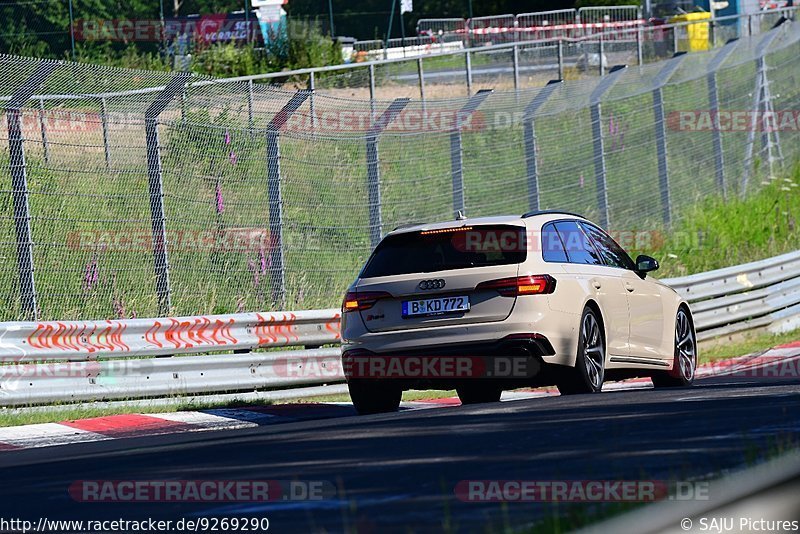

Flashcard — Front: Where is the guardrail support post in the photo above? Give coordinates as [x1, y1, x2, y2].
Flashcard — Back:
[450, 89, 492, 218]
[5, 60, 58, 320]
[37, 97, 49, 164]
[99, 96, 112, 169]
[366, 98, 410, 247]
[144, 73, 191, 316]
[523, 80, 562, 212]
[266, 91, 311, 307]
[707, 39, 739, 199]
[590, 65, 627, 229]
[652, 52, 687, 226]
[465, 51, 473, 96]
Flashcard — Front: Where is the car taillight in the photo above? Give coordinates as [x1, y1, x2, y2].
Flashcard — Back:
[342, 291, 392, 312]
[476, 275, 556, 296]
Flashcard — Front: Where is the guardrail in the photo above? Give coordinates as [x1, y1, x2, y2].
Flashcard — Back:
[1, 251, 798, 406]
[662, 250, 800, 342]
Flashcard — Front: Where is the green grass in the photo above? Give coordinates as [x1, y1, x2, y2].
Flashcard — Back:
[700, 328, 800, 364]
[630, 169, 800, 279]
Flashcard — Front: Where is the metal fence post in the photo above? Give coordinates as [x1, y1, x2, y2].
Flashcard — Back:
[144, 73, 191, 316]
[266, 91, 311, 307]
[523, 80, 562, 212]
[742, 29, 782, 195]
[450, 89, 492, 218]
[590, 65, 627, 229]
[417, 58, 426, 107]
[368, 64, 376, 119]
[707, 39, 740, 199]
[672, 24, 679, 54]
[308, 72, 316, 129]
[709, 19, 716, 49]
[557, 40, 565, 80]
[247, 79, 255, 131]
[598, 34, 605, 76]
[465, 51, 473, 96]
[512, 44, 520, 92]
[5, 61, 59, 320]
[99, 96, 112, 169]
[37, 97, 49, 165]
[652, 52, 687, 226]
[366, 98, 410, 247]
[180, 90, 187, 124]
[636, 27, 643, 65]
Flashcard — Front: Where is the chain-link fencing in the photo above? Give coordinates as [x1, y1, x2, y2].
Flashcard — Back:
[1, 20, 799, 322]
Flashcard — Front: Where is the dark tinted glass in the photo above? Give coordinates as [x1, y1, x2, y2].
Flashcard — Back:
[580, 222, 636, 270]
[553, 221, 602, 265]
[541, 222, 568, 263]
[361, 225, 527, 277]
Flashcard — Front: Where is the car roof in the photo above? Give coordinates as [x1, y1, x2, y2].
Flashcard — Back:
[389, 211, 588, 235]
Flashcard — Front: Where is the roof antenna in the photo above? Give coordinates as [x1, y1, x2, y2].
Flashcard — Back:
[456, 210, 467, 221]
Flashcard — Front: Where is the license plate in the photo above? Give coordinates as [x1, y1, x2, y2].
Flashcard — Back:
[402, 296, 470, 318]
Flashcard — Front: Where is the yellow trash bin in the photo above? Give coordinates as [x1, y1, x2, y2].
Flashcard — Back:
[669, 11, 711, 52]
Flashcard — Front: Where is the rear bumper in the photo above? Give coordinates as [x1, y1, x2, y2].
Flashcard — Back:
[341, 335, 556, 390]
[342, 305, 580, 368]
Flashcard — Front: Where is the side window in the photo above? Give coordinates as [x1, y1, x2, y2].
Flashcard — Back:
[554, 221, 602, 266]
[580, 222, 637, 270]
[541, 222, 568, 263]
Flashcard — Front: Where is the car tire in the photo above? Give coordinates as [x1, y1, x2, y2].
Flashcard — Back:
[456, 384, 503, 405]
[652, 307, 697, 388]
[557, 306, 606, 395]
[347, 380, 402, 415]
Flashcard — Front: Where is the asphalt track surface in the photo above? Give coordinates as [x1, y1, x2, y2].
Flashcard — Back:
[1, 369, 799, 533]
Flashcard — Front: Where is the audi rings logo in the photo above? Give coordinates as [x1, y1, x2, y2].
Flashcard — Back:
[419, 279, 446, 290]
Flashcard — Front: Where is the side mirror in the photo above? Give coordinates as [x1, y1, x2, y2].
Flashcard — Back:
[635, 254, 659, 275]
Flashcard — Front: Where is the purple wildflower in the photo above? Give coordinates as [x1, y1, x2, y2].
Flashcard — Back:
[248, 258, 260, 287]
[215, 180, 225, 214]
[224, 129, 231, 145]
[229, 150, 237, 165]
[579, 173, 585, 188]
[83, 256, 99, 291]
[259, 246, 267, 274]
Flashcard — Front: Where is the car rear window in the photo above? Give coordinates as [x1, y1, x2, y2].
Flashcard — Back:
[360, 225, 526, 278]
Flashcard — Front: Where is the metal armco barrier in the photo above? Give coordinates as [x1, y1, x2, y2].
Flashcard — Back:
[0, 308, 341, 362]
[1, 251, 799, 406]
[662, 250, 800, 342]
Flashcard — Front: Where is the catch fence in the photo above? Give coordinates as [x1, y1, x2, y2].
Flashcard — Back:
[0, 20, 799, 322]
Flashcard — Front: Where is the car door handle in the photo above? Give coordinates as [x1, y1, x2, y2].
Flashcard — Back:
[625, 282, 635, 292]
[592, 280, 602, 289]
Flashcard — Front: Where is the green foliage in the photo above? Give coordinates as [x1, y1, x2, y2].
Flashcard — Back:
[630, 164, 800, 278]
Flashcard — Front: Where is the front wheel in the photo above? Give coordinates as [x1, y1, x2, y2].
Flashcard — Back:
[653, 307, 697, 388]
[557, 306, 606, 395]
[347, 380, 402, 415]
